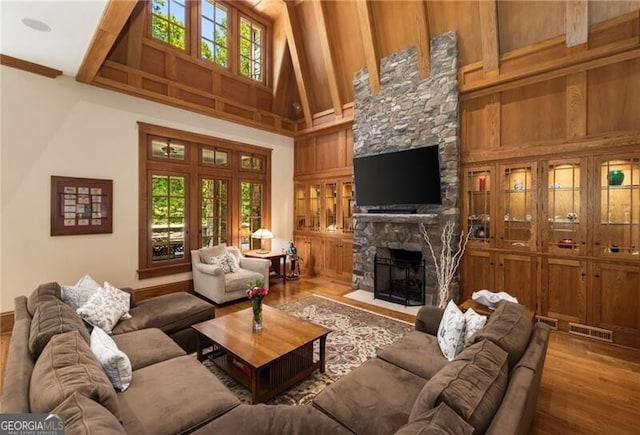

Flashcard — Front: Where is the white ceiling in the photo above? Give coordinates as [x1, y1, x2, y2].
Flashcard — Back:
[0, 0, 108, 76]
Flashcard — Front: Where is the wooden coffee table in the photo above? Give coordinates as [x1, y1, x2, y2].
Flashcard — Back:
[192, 305, 331, 404]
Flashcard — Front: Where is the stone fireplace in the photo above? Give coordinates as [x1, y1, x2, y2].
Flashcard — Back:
[352, 32, 460, 306]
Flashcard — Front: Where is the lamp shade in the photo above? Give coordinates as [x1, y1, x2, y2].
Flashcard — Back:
[251, 228, 274, 239]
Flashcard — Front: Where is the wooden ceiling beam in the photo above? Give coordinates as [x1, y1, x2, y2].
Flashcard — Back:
[282, 1, 313, 126]
[272, 11, 288, 99]
[355, 0, 380, 94]
[76, 0, 137, 83]
[311, 0, 342, 116]
[414, 0, 431, 79]
[478, 0, 500, 73]
[566, 0, 589, 48]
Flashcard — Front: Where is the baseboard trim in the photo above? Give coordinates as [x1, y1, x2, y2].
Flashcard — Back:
[0, 280, 195, 335]
[1, 311, 15, 335]
[134, 280, 194, 303]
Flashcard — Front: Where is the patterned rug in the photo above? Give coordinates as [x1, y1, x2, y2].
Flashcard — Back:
[202, 295, 413, 405]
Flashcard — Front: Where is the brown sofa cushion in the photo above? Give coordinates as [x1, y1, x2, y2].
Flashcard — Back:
[313, 358, 427, 435]
[395, 402, 474, 435]
[377, 331, 448, 380]
[111, 292, 213, 336]
[117, 355, 239, 435]
[111, 328, 186, 371]
[192, 404, 352, 435]
[29, 299, 90, 357]
[52, 392, 126, 435]
[30, 330, 120, 419]
[27, 282, 61, 316]
[472, 302, 532, 369]
[410, 340, 508, 435]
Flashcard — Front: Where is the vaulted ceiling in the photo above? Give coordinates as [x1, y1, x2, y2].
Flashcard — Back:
[68, 0, 640, 135]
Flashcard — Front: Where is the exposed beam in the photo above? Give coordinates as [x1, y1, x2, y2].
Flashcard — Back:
[0, 54, 62, 78]
[355, 0, 380, 94]
[566, 0, 589, 48]
[414, 0, 431, 79]
[76, 0, 137, 83]
[272, 10, 288, 99]
[281, 1, 313, 126]
[478, 0, 500, 72]
[311, 0, 342, 116]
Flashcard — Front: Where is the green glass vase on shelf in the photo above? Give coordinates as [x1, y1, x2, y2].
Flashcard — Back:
[607, 170, 625, 186]
[247, 278, 267, 332]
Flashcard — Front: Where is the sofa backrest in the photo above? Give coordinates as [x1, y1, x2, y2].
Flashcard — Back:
[485, 322, 551, 435]
[0, 296, 34, 413]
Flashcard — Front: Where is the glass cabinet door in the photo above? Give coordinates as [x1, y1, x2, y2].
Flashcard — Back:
[324, 182, 337, 232]
[341, 180, 354, 233]
[545, 160, 584, 254]
[596, 157, 640, 258]
[309, 184, 321, 231]
[466, 168, 493, 245]
[500, 164, 536, 250]
[294, 183, 307, 231]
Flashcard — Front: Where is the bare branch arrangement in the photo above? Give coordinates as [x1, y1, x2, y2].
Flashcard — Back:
[420, 221, 471, 308]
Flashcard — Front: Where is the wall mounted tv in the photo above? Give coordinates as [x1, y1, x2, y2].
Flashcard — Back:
[353, 145, 442, 206]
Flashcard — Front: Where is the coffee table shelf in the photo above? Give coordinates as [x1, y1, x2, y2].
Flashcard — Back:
[192, 305, 330, 403]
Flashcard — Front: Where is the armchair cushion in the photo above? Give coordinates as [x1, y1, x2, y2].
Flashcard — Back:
[225, 268, 265, 293]
[199, 244, 227, 263]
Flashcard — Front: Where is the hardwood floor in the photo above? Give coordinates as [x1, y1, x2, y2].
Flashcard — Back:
[1, 276, 639, 434]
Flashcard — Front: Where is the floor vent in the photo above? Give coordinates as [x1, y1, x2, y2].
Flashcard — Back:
[535, 316, 558, 329]
[568, 323, 613, 343]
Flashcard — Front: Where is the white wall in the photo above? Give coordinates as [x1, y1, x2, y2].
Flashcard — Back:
[0, 66, 294, 312]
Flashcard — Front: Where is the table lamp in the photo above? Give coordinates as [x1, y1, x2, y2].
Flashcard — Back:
[251, 228, 274, 254]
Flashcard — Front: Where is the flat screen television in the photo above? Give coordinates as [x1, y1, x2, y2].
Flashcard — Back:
[353, 145, 442, 206]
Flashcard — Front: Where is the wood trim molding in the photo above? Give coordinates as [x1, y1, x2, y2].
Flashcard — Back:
[0, 311, 15, 335]
[312, 0, 343, 116]
[282, 1, 313, 126]
[76, 0, 137, 83]
[355, 0, 380, 94]
[0, 54, 62, 78]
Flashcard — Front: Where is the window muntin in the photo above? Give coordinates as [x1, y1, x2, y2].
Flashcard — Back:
[151, 0, 187, 50]
[239, 17, 264, 82]
[151, 174, 187, 262]
[240, 153, 264, 171]
[201, 1, 228, 67]
[201, 147, 229, 167]
[139, 124, 270, 278]
[151, 138, 186, 160]
[241, 181, 263, 250]
[201, 178, 229, 247]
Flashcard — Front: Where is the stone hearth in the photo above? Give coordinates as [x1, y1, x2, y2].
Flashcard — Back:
[351, 32, 460, 306]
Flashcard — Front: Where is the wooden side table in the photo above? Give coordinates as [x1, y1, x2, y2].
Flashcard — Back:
[243, 250, 286, 285]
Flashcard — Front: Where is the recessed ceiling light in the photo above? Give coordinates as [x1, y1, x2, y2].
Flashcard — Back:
[21, 17, 51, 32]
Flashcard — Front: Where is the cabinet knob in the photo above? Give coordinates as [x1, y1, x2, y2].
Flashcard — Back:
[594, 274, 600, 278]
[595, 241, 600, 246]
[581, 272, 586, 277]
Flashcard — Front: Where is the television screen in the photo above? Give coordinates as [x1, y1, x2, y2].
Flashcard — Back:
[353, 145, 442, 206]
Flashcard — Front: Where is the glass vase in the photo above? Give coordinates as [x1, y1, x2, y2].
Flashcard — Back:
[252, 298, 263, 332]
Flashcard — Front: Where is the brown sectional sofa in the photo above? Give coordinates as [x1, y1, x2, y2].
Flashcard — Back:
[1, 282, 241, 434]
[1, 282, 550, 435]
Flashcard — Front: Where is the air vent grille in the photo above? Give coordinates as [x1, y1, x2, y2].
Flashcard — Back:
[569, 323, 613, 342]
[535, 315, 558, 329]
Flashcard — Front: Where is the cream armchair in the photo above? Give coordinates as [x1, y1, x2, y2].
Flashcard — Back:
[191, 245, 270, 304]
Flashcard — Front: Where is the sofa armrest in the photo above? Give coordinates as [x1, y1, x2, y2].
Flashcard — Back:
[195, 263, 224, 276]
[239, 256, 270, 272]
[415, 306, 445, 335]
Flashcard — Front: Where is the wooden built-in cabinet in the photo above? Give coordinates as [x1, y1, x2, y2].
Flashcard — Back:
[462, 152, 640, 348]
[294, 124, 354, 283]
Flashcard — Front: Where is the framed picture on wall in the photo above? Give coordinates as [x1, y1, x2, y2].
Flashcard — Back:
[51, 176, 113, 236]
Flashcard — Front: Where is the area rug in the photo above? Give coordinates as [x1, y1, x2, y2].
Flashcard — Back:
[202, 295, 413, 405]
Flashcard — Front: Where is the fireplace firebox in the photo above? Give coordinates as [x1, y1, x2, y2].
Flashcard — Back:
[374, 248, 425, 306]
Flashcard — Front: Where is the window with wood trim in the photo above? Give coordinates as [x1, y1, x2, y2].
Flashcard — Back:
[138, 123, 271, 279]
[200, 0, 228, 67]
[239, 16, 263, 82]
[151, 0, 187, 50]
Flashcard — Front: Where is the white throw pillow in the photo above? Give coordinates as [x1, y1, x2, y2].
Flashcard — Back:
[224, 251, 239, 273]
[437, 300, 466, 361]
[471, 290, 518, 309]
[77, 283, 131, 334]
[207, 252, 240, 273]
[61, 274, 101, 310]
[464, 308, 487, 346]
[90, 327, 132, 391]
